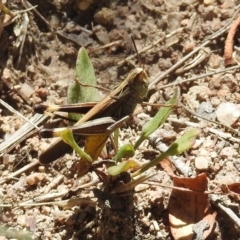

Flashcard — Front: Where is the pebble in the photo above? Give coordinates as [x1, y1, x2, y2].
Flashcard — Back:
[0, 236, 8, 240]
[38, 166, 45, 172]
[195, 156, 209, 170]
[94, 8, 115, 26]
[220, 147, 237, 158]
[49, 14, 60, 28]
[36, 88, 48, 99]
[2, 68, 11, 80]
[204, 0, 215, 6]
[17, 215, 26, 227]
[20, 83, 35, 98]
[216, 102, 240, 126]
[142, 217, 150, 227]
[26, 173, 46, 186]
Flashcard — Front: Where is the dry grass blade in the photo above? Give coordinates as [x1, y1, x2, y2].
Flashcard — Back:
[19, 198, 96, 208]
[0, 99, 40, 129]
[0, 113, 48, 155]
[157, 64, 240, 90]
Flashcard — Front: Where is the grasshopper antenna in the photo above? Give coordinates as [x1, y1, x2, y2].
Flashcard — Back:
[131, 35, 143, 68]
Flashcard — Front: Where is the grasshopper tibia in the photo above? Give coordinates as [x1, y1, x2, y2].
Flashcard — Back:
[106, 115, 130, 134]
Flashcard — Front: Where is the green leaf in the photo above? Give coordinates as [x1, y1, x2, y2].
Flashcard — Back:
[134, 88, 180, 150]
[132, 128, 200, 177]
[114, 143, 135, 162]
[67, 47, 100, 123]
[165, 128, 201, 156]
[60, 128, 93, 162]
[108, 159, 140, 176]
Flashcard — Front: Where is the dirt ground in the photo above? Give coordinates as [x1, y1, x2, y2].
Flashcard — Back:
[1, 0, 240, 239]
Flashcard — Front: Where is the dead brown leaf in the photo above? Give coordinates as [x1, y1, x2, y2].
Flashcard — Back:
[168, 173, 216, 240]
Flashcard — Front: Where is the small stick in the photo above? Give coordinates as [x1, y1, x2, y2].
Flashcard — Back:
[149, 8, 240, 88]
[179, 102, 238, 135]
[156, 64, 240, 90]
[26, 179, 99, 203]
[74, 78, 110, 93]
[43, 174, 64, 194]
[0, 159, 39, 184]
[117, 28, 181, 66]
[22, 0, 51, 29]
[19, 198, 96, 207]
[146, 181, 226, 195]
[210, 195, 240, 228]
[168, 117, 240, 143]
[88, 40, 122, 54]
[224, 15, 240, 66]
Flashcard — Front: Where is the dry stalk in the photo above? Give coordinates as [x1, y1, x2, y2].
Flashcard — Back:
[224, 15, 240, 66]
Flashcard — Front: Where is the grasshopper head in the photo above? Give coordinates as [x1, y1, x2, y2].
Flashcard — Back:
[130, 67, 149, 99]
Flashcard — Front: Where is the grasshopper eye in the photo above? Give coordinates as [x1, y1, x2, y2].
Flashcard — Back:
[132, 69, 149, 99]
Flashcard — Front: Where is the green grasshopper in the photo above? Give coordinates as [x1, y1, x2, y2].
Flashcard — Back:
[35, 67, 149, 167]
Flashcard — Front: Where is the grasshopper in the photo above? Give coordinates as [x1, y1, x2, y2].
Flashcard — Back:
[35, 67, 149, 165]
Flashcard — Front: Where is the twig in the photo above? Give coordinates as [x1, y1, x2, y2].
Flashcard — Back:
[19, 198, 96, 207]
[43, 174, 64, 194]
[89, 40, 122, 54]
[13, 4, 37, 16]
[178, 102, 239, 135]
[224, 15, 240, 66]
[146, 181, 225, 195]
[149, 8, 240, 88]
[210, 195, 240, 228]
[22, 0, 51, 29]
[156, 64, 240, 89]
[74, 78, 110, 93]
[117, 28, 182, 66]
[74, 220, 96, 236]
[22, 179, 99, 203]
[168, 117, 240, 143]
[0, 5, 37, 28]
[0, 159, 39, 184]
[175, 48, 211, 75]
